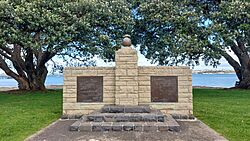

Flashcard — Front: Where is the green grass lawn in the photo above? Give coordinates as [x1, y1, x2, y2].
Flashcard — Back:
[0, 89, 249, 141]
[194, 88, 250, 141]
[0, 90, 62, 141]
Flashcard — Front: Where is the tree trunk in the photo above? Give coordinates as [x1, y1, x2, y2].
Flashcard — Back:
[16, 76, 47, 90]
[15, 67, 48, 91]
[218, 40, 250, 89]
[16, 75, 47, 91]
[238, 76, 250, 89]
[237, 64, 250, 89]
[0, 43, 56, 91]
[31, 66, 48, 91]
[17, 77, 30, 90]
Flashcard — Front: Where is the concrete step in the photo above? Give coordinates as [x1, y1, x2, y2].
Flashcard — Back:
[70, 115, 180, 132]
[86, 112, 164, 122]
[171, 114, 195, 120]
[101, 105, 151, 113]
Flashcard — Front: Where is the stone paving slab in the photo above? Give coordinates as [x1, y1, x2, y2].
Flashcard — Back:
[86, 112, 164, 122]
[101, 105, 152, 113]
[25, 119, 228, 141]
[171, 114, 195, 120]
[70, 121, 180, 132]
[70, 114, 179, 132]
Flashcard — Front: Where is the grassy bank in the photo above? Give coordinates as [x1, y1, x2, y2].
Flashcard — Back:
[194, 88, 250, 141]
[0, 89, 249, 141]
[0, 90, 62, 141]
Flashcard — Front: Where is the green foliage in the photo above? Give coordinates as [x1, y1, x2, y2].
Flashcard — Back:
[0, 0, 249, 88]
[194, 88, 250, 141]
[0, 0, 133, 63]
[0, 0, 77, 49]
[0, 0, 134, 90]
[134, 1, 208, 66]
[133, 0, 250, 67]
[1, 0, 248, 67]
[0, 90, 62, 141]
[62, 0, 134, 62]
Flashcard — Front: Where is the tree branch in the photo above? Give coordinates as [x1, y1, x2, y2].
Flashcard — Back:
[236, 37, 247, 53]
[230, 44, 243, 59]
[0, 45, 12, 55]
[231, 39, 250, 68]
[11, 45, 27, 78]
[208, 44, 242, 80]
[0, 56, 20, 80]
[37, 51, 56, 68]
[221, 51, 241, 71]
[0, 50, 12, 60]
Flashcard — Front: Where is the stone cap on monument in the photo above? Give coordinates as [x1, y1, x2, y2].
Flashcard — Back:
[116, 34, 137, 56]
[115, 34, 139, 105]
[122, 34, 132, 47]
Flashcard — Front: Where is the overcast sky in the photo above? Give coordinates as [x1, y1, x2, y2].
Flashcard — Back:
[0, 47, 235, 75]
[94, 47, 234, 70]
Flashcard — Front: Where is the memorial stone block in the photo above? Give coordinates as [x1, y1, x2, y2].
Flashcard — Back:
[77, 76, 103, 102]
[151, 76, 178, 102]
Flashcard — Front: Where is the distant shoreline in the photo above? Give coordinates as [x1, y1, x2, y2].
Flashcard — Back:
[0, 85, 227, 91]
[0, 73, 237, 89]
[0, 71, 235, 78]
[0, 75, 63, 79]
[192, 70, 234, 74]
[0, 85, 63, 91]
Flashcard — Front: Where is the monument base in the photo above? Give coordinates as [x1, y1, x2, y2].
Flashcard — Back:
[69, 105, 181, 132]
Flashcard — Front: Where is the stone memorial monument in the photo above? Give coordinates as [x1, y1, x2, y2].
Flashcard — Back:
[63, 35, 193, 132]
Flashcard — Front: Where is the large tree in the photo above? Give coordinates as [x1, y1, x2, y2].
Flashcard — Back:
[0, 0, 133, 90]
[132, 0, 250, 88]
[1, 0, 249, 90]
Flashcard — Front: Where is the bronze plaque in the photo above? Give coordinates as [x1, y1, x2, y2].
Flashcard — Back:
[151, 76, 178, 102]
[77, 76, 103, 102]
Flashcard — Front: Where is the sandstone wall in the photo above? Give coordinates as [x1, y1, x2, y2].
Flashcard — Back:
[63, 47, 193, 116]
[138, 66, 193, 115]
[63, 67, 115, 115]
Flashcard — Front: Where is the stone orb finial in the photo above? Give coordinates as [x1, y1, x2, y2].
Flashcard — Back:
[122, 34, 131, 47]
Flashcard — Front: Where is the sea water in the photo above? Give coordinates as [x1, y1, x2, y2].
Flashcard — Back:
[0, 74, 238, 88]
[192, 73, 238, 88]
